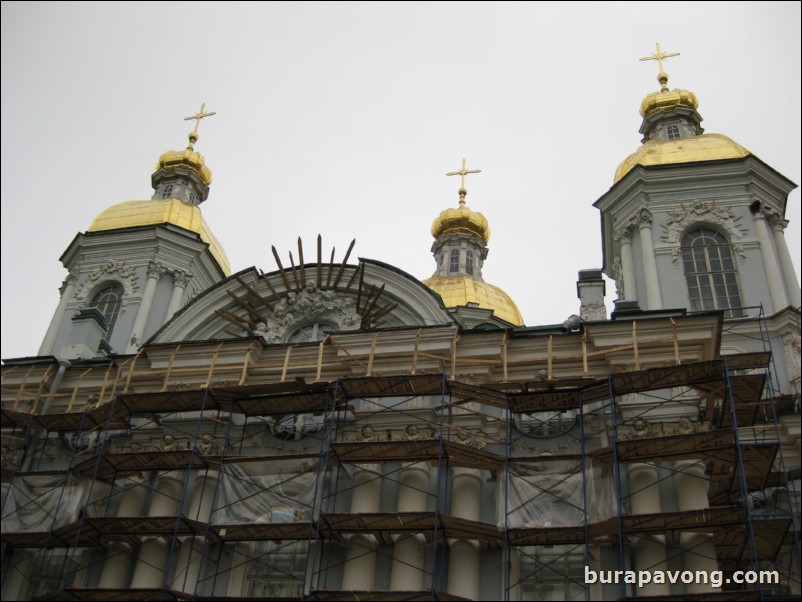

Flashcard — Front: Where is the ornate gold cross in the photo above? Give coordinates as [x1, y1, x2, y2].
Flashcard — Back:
[183, 102, 216, 146]
[447, 158, 481, 193]
[640, 43, 680, 91]
[639, 43, 680, 74]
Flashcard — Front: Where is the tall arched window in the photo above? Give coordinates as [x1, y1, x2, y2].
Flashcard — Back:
[449, 249, 460, 274]
[681, 228, 743, 317]
[89, 283, 123, 340]
[466, 250, 474, 275]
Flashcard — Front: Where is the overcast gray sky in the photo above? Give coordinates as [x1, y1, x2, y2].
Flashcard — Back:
[2, 1, 800, 360]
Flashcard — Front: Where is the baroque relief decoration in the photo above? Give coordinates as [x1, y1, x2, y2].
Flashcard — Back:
[513, 414, 602, 454]
[617, 417, 712, 441]
[453, 428, 487, 449]
[660, 199, 748, 265]
[72, 259, 141, 309]
[268, 413, 319, 440]
[252, 281, 362, 344]
[783, 330, 801, 391]
[611, 257, 624, 299]
[216, 239, 399, 343]
[59, 267, 81, 296]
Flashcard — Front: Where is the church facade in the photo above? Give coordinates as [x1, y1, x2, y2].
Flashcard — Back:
[1, 54, 800, 600]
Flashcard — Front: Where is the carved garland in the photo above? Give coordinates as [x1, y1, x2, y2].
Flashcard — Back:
[72, 259, 141, 311]
[659, 200, 748, 265]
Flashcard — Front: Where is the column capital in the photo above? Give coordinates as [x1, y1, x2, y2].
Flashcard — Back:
[628, 462, 660, 479]
[451, 467, 482, 481]
[173, 269, 191, 288]
[675, 458, 708, 477]
[766, 211, 789, 233]
[399, 463, 430, 478]
[147, 260, 166, 280]
[634, 207, 653, 228]
[615, 226, 633, 245]
[353, 463, 382, 475]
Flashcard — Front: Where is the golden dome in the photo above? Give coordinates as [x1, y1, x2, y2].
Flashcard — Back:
[431, 203, 491, 244]
[88, 198, 231, 275]
[614, 133, 750, 183]
[640, 87, 698, 118]
[424, 274, 524, 326]
[155, 147, 212, 187]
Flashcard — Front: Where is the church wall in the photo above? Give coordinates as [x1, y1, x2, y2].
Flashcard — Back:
[654, 247, 687, 308]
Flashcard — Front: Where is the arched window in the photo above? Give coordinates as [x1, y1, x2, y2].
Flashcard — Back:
[681, 228, 743, 317]
[449, 249, 460, 274]
[287, 322, 334, 343]
[466, 250, 474, 275]
[89, 283, 123, 340]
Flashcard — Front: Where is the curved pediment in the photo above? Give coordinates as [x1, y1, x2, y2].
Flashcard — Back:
[149, 259, 453, 345]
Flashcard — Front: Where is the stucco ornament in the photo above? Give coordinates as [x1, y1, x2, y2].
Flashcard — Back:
[252, 283, 362, 343]
[660, 200, 747, 265]
[73, 259, 140, 309]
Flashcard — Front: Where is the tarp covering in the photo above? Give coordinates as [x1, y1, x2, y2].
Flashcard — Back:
[500, 459, 615, 528]
[214, 458, 322, 524]
[2, 474, 90, 532]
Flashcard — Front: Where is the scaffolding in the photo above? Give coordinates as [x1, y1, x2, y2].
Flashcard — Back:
[1, 311, 799, 601]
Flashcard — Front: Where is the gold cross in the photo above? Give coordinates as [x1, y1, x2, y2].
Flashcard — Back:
[446, 158, 481, 191]
[183, 103, 216, 145]
[640, 43, 680, 75]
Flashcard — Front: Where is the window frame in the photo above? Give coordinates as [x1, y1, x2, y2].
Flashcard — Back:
[681, 228, 743, 317]
[449, 249, 460, 274]
[89, 282, 124, 340]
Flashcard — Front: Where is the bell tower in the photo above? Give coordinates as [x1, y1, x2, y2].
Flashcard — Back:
[38, 105, 230, 359]
[594, 45, 799, 316]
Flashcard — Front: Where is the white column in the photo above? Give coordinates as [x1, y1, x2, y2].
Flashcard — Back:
[628, 463, 669, 596]
[165, 270, 190, 318]
[616, 228, 637, 301]
[447, 468, 481, 600]
[187, 470, 218, 521]
[390, 464, 429, 590]
[753, 210, 788, 312]
[636, 209, 663, 310]
[125, 261, 164, 354]
[768, 213, 802, 308]
[98, 543, 135, 589]
[342, 464, 381, 590]
[131, 472, 183, 588]
[38, 276, 77, 356]
[675, 460, 719, 593]
[98, 478, 149, 588]
[172, 470, 219, 593]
